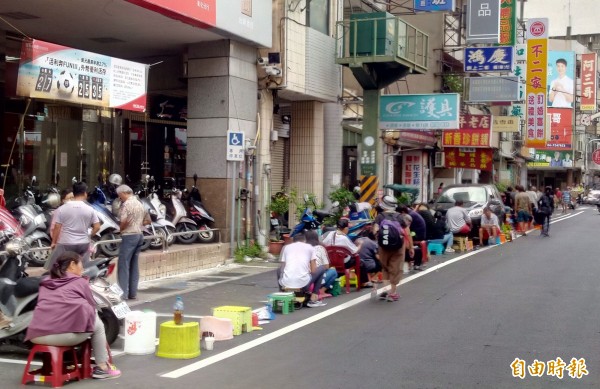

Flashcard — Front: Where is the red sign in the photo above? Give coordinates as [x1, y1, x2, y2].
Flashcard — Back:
[445, 148, 493, 171]
[545, 108, 573, 150]
[529, 21, 546, 37]
[126, 0, 217, 28]
[443, 115, 492, 148]
[593, 149, 600, 165]
[581, 53, 597, 111]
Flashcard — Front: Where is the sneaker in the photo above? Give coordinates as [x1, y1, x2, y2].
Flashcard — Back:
[92, 365, 121, 379]
[386, 293, 400, 302]
[413, 265, 423, 271]
[378, 292, 388, 300]
[445, 247, 455, 253]
[307, 300, 327, 308]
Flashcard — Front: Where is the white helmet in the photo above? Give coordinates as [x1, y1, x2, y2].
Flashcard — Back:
[108, 174, 123, 186]
[44, 193, 61, 208]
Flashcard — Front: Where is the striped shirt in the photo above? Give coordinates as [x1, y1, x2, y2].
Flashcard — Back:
[120, 197, 145, 235]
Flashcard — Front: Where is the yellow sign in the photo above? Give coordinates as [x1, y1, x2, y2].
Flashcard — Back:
[525, 38, 548, 148]
[492, 116, 519, 132]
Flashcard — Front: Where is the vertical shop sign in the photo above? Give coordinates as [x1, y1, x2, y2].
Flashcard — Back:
[510, 44, 527, 101]
[524, 19, 548, 148]
[498, 0, 516, 46]
[547, 51, 575, 109]
[546, 108, 573, 150]
[466, 0, 501, 43]
[580, 53, 597, 111]
[403, 152, 422, 186]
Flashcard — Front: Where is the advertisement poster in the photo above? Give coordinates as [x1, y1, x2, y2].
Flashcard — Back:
[525, 37, 548, 148]
[580, 53, 597, 111]
[527, 150, 573, 168]
[16, 39, 148, 112]
[547, 51, 575, 109]
[402, 152, 422, 186]
[380, 94, 460, 130]
[445, 148, 493, 171]
[546, 108, 573, 150]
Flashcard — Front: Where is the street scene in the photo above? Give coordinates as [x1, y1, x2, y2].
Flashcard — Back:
[1, 0, 600, 388]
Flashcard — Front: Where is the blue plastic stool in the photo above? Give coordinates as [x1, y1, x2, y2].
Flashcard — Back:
[428, 242, 445, 255]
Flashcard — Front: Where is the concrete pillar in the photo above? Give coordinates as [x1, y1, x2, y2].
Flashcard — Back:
[256, 90, 273, 247]
[289, 101, 324, 225]
[186, 40, 258, 242]
[323, 103, 343, 206]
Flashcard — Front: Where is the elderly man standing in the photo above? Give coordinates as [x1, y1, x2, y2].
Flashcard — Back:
[116, 185, 146, 300]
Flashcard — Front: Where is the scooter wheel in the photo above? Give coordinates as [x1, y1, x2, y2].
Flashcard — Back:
[176, 222, 199, 244]
[197, 225, 215, 243]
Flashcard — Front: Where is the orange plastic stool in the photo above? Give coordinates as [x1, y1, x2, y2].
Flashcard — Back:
[22, 344, 83, 387]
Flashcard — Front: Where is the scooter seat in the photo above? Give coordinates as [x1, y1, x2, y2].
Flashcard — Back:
[15, 277, 40, 298]
[313, 210, 331, 218]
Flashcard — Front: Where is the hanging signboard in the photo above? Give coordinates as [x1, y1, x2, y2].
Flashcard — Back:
[464, 76, 520, 102]
[402, 152, 422, 186]
[16, 39, 148, 112]
[527, 150, 573, 168]
[492, 116, 519, 132]
[380, 93, 460, 130]
[414, 0, 455, 12]
[464, 46, 514, 72]
[547, 51, 575, 109]
[442, 114, 492, 148]
[498, 0, 517, 46]
[444, 148, 493, 171]
[524, 18, 548, 148]
[580, 53, 597, 111]
[545, 108, 573, 150]
[466, 0, 501, 43]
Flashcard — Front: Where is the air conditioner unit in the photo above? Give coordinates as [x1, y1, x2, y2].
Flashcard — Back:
[434, 152, 445, 168]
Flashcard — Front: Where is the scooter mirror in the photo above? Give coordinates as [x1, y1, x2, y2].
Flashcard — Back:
[303, 193, 309, 202]
[31, 176, 37, 185]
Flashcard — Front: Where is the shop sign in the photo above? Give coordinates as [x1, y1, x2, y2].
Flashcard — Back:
[16, 39, 148, 112]
[498, 0, 517, 46]
[492, 116, 519, 132]
[399, 130, 437, 145]
[464, 46, 514, 72]
[402, 152, 422, 186]
[125, 0, 216, 28]
[444, 148, 493, 171]
[527, 150, 573, 168]
[443, 114, 491, 148]
[524, 22, 548, 148]
[580, 53, 597, 111]
[466, 0, 501, 44]
[592, 149, 600, 165]
[510, 44, 527, 101]
[545, 108, 573, 150]
[547, 51, 575, 109]
[464, 76, 519, 102]
[414, 0, 455, 12]
[380, 93, 460, 130]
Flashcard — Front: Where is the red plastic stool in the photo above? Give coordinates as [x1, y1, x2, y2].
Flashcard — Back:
[22, 344, 83, 387]
[414, 241, 429, 263]
[80, 340, 113, 379]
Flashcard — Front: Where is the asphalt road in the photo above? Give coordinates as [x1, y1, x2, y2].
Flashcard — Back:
[2, 207, 599, 388]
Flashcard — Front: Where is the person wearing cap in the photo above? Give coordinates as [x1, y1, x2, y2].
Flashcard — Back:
[116, 184, 146, 300]
[47, 181, 100, 270]
[372, 195, 412, 302]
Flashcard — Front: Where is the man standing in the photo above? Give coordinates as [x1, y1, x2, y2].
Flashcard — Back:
[372, 196, 411, 302]
[47, 182, 99, 269]
[278, 232, 327, 308]
[561, 186, 571, 214]
[446, 200, 472, 235]
[514, 185, 532, 236]
[548, 58, 574, 108]
[116, 185, 146, 300]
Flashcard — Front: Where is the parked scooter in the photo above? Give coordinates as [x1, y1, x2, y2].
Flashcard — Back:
[161, 179, 198, 244]
[186, 174, 215, 243]
[88, 186, 122, 257]
[290, 194, 322, 237]
[347, 202, 373, 241]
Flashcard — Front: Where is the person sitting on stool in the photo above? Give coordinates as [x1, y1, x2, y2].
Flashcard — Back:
[478, 206, 500, 246]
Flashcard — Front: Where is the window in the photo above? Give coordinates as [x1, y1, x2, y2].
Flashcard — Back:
[307, 0, 329, 35]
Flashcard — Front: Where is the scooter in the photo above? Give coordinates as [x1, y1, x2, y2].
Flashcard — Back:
[187, 174, 215, 243]
[88, 186, 122, 257]
[347, 202, 373, 241]
[145, 177, 176, 246]
[162, 181, 198, 244]
[290, 194, 321, 237]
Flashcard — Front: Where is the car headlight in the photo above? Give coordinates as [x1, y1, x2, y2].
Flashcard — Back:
[468, 208, 484, 218]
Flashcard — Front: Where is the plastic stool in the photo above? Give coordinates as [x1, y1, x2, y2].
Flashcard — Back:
[338, 271, 358, 290]
[427, 242, 445, 255]
[200, 316, 234, 341]
[415, 241, 429, 263]
[268, 293, 295, 315]
[80, 340, 113, 379]
[212, 306, 253, 335]
[453, 236, 469, 252]
[156, 321, 200, 359]
[22, 344, 83, 387]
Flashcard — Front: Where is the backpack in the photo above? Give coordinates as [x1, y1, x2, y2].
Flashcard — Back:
[538, 194, 552, 215]
[377, 213, 404, 250]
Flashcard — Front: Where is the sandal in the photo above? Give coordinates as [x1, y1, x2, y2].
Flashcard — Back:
[319, 292, 333, 299]
[386, 293, 400, 302]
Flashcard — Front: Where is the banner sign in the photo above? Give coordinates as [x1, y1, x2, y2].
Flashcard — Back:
[16, 39, 148, 112]
[380, 94, 460, 130]
[546, 108, 573, 150]
[547, 51, 575, 109]
[445, 148, 493, 171]
[492, 116, 519, 132]
[466, 0, 500, 43]
[525, 25, 548, 148]
[400, 130, 437, 145]
[580, 53, 597, 111]
[414, 0, 455, 12]
[464, 46, 514, 72]
[125, 0, 217, 28]
[510, 44, 527, 101]
[499, 0, 517, 46]
[464, 76, 519, 102]
[527, 150, 573, 168]
[443, 115, 491, 148]
[402, 152, 422, 186]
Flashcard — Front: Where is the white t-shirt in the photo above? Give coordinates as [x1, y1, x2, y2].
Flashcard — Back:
[321, 231, 359, 254]
[54, 200, 99, 245]
[313, 245, 330, 267]
[549, 75, 574, 108]
[481, 213, 500, 228]
[280, 242, 315, 289]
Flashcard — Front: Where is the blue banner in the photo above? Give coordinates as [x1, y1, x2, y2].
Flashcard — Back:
[380, 94, 460, 130]
[414, 0, 455, 12]
[464, 46, 514, 72]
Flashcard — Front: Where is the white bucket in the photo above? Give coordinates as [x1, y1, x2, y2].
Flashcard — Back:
[124, 310, 157, 355]
[204, 336, 215, 351]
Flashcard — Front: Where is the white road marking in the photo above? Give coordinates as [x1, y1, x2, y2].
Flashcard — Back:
[0, 357, 41, 366]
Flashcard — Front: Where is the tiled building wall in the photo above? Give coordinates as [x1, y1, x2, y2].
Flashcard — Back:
[323, 102, 344, 204]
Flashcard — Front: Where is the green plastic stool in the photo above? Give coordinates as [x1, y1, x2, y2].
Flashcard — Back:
[268, 293, 295, 315]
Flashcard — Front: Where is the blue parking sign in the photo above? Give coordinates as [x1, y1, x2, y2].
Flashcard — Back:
[227, 130, 245, 161]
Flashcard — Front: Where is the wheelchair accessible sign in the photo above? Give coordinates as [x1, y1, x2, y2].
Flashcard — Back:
[227, 130, 245, 161]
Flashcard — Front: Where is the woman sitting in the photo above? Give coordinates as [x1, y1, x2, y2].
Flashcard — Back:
[25, 251, 121, 380]
[305, 230, 337, 298]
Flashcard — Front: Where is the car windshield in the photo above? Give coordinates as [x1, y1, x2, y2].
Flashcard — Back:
[437, 187, 487, 204]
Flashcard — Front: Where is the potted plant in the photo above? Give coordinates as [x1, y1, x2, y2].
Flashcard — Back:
[501, 223, 512, 242]
[268, 190, 291, 249]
